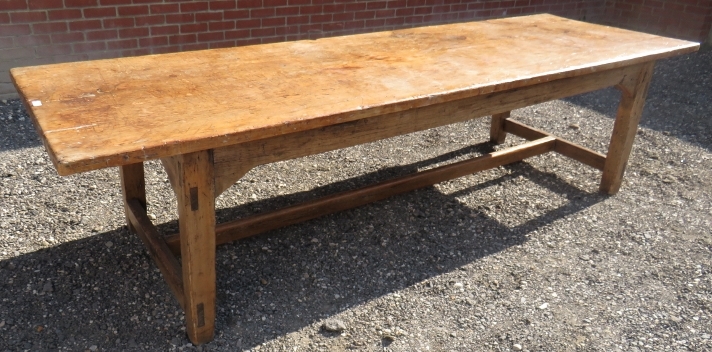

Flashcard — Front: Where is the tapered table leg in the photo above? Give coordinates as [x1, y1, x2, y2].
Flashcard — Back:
[120, 163, 146, 233]
[174, 150, 217, 344]
[600, 62, 655, 194]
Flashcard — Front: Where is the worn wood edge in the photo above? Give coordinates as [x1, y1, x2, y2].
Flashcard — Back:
[165, 136, 556, 253]
[212, 64, 640, 195]
[503, 119, 606, 170]
[9, 72, 72, 176]
[126, 198, 185, 309]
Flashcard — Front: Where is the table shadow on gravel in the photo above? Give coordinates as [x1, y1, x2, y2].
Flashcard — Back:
[0, 141, 608, 350]
[562, 49, 712, 152]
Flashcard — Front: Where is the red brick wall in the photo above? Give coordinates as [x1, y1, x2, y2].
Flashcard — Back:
[601, 0, 712, 42]
[0, 0, 605, 98]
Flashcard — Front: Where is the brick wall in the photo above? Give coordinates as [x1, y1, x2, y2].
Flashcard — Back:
[0, 0, 605, 98]
[601, 0, 712, 42]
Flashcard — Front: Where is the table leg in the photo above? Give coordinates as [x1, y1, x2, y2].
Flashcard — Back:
[490, 111, 510, 144]
[175, 150, 216, 344]
[600, 62, 655, 194]
[120, 163, 146, 233]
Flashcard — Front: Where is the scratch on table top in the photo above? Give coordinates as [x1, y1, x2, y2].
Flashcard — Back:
[45, 124, 98, 134]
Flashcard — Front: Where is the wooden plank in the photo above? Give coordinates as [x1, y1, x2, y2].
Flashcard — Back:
[172, 150, 216, 345]
[166, 137, 556, 253]
[600, 62, 655, 194]
[125, 198, 185, 309]
[489, 111, 510, 144]
[503, 119, 606, 170]
[213, 64, 640, 196]
[119, 163, 146, 234]
[10, 15, 698, 175]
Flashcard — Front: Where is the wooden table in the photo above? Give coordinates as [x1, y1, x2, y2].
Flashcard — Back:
[10, 14, 698, 344]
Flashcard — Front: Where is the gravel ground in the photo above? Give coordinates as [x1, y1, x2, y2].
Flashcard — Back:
[0, 47, 710, 352]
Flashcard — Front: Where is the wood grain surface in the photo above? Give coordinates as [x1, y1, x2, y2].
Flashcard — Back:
[600, 61, 656, 194]
[172, 150, 216, 343]
[211, 63, 641, 196]
[10, 14, 698, 175]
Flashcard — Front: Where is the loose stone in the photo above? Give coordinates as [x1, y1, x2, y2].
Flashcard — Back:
[322, 319, 346, 333]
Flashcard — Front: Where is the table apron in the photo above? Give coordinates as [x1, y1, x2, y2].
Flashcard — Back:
[212, 63, 643, 196]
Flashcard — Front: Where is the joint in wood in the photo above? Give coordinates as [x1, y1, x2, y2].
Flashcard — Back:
[197, 303, 205, 327]
[503, 119, 606, 170]
[615, 62, 655, 98]
[614, 82, 630, 97]
[190, 187, 199, 211]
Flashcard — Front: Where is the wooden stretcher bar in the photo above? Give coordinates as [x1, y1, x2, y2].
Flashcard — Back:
[502, 119, 607, 170]
[163, 136, 557, 254]
[162, 114, 612, 255]
[125, 198, 185, 309]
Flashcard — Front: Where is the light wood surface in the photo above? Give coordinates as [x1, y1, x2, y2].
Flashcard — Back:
[212, 63, 644, 196]
[172, 150, 216, 343]
[10, 14, 697, 176]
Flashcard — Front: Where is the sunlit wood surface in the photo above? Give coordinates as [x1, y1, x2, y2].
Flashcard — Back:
[11, 14, 697, 175]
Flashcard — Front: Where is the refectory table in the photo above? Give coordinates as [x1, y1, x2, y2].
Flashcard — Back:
[10, 14, 698, 344]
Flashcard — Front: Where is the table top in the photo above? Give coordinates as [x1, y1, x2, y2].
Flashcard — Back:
[11, 14, 698, 176]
